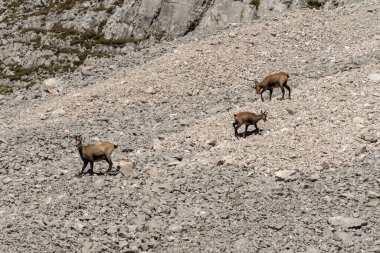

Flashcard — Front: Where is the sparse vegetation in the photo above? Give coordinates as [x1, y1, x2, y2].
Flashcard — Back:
[4, 64, 41, 82]
[5, 0, 23, 10]
[154, 31, 166, 42]
[114, 0, 125, 7]
[46, 23, 145, 48]
[0, 85, 13, 95]
[306, 0, 323, 9]
[22, 28, 47, 34]
[93, 6, 114, 13]
[250, 0, 261, 8]
[4, 20, 119, 84]
[43, 0, 82, 13]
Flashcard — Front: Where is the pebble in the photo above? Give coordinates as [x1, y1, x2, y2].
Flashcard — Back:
[356, 146, 367, 155]
[93, 179, 104, 188]
[15, 95, 24, 101]
[119, 240, 129, 248]
[206, 139, 217, 147]
[368, 73, 380, 81]
[116, 159, 136, 176]
[81, 241, 95, 253]
[305, 247, 320, 253]
[144, 87, 156, 94]
[285, 108, 296, 115]
[353, 117, 365, 124]
[268, 222, 285, 231]
[234, 238, 249, 251]
[148, 167, 159, 177]
[309, 173, 320, 182]
[107, 226, 118, 234]
[229, 32, 237, 38]
[320, 162, 330, 170]
[168, 224, 183, 233]
[361, 132, 378, 143]
[275, 169, 298, 182]
[333, 230, 352, 244]
[368, 191, 380, 199]
[51, 109, 66, 118]
[3, 177, 12, 184]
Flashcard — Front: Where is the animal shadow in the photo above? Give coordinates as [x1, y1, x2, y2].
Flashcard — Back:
[237, 128, 264, 138]
[75, 170, 119, 177]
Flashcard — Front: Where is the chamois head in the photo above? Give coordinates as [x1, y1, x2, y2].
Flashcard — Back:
[75, 136, 83, 148]
[254, 80, 261, 94]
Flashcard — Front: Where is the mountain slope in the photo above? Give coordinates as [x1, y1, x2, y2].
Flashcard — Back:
[0, 0, 379, 252]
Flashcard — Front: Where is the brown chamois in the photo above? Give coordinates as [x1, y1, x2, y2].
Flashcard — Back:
[233, 111, 267, 138]
[75, 136, 117, 176]
[254, 72, 291, 102]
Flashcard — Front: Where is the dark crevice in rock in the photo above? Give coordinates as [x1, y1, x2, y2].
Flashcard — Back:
[150, 6, 162, 26]
[184, 0, 215, 36]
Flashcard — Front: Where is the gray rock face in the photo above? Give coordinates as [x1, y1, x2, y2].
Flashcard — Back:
[104, 0, 258, 42]
[198, 0, 258, 30]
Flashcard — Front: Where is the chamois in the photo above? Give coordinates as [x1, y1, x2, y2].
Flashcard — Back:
[75, 136, 117, 176]
[233, 111, 267, 138]
[254, 72, 291, 102]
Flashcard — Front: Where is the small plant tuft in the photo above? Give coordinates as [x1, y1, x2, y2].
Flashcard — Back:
[250, 0, 261, 9]
[306, 0, 323, 9]
[0, 85, 13, 95]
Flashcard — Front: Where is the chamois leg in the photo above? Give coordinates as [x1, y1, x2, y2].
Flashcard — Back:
[79, 161, 89, 176]
[254, 122, 259, 133]
[105, 157, 113, 175]
[284, 84, 291, 99]
[88, 161, 94, 175]
[269, 89, 273, 101]
[260, 90, 265, 102]
[280, 87, 285, 100]
[233, 122, 241, 138]
[243, 124, 249, 138]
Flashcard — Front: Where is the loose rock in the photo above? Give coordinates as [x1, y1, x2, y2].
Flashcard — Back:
[115, 159, 136, 177]
[328, 216, 367, 229]
[368, 73, 380, 81]
[275, 169, 298, 182]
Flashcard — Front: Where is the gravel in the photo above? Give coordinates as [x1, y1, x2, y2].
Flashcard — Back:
[1, 0, 380, 252]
